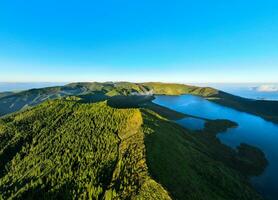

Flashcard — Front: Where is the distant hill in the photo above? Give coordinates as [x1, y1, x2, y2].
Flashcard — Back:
[0, 82, 278, 124]
[0, 97, 266, 199]
[0, 82, 211, 116]
[210, 91, 278, 124]
[142, 82, 218, 96]
[0, 91, 15, 99]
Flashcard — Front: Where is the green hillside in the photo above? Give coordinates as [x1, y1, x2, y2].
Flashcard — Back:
[142, 82, 218, 96]
[0, 82, 220, 117]
[0, 97, 266, 199]
[0, 82, 149, 117]
[1, 82, 278, 124]
[0, 99, 170, 199]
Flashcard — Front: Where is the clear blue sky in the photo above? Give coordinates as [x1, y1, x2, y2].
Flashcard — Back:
[0, 0, 278, 83]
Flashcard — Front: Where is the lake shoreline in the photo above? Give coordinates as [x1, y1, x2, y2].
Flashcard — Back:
[153, 94, 278, 200]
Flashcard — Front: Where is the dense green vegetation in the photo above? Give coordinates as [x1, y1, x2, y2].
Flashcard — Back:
[1, 82, 278, 124]
[0, 82, 218, 116]
[142, 82, 218, 96]
[0, 99, 170, 199]
[0, 82, 148, 116]
[0, 96, 267, 199]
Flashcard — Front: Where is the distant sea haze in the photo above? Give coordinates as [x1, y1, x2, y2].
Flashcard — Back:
[0, 82, 67, 92]
[0, 82, 278, 101]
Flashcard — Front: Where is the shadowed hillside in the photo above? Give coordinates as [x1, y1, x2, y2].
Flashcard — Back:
[210, 91, 278, 124]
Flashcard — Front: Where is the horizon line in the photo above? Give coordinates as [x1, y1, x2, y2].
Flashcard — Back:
[1, 81, 278, 84]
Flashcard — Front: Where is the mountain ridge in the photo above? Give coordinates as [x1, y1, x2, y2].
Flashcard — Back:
[0, 82, 278, 124]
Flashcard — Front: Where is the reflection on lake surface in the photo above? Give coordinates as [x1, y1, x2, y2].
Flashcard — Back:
[153, 95, 278, 200]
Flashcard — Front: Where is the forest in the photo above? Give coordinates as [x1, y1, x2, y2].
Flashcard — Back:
[0, 96, 267, 199]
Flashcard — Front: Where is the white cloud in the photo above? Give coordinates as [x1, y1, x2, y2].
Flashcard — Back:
[254, 85, 278, 92]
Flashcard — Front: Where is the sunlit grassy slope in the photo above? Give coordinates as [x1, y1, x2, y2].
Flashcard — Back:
[0, 97, 266, 199]
[0, 99, 170, 199]
[142, 82, 218, 96]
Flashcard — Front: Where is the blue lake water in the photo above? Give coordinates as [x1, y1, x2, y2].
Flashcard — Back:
[153, 95, 278, 200]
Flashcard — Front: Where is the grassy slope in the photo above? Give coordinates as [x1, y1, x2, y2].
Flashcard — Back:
[142, 82, 218, 96]
[0, 97, 267, 199]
